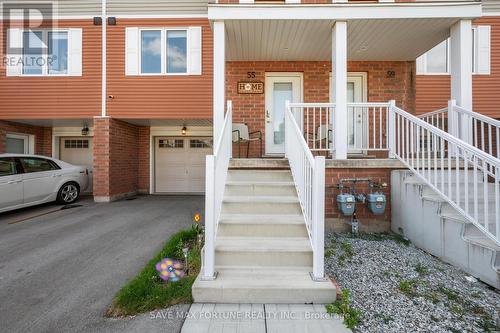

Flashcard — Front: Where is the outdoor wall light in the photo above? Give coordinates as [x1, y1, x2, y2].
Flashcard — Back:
[182, 126, 187, 135]
[81, 126, 89, 136]
[93, 17, 102, 25]
[108, 17, 117, 25]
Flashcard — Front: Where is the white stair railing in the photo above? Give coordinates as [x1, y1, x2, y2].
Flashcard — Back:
[203, 101, 232, 280]
[453, 104, 500, 160]
[418, 107, 448, 132]
[392, 104, 500, 245]
[285, 101, 326, 281]
[419, 101, 500, 160]
[289, 103, 335, 152]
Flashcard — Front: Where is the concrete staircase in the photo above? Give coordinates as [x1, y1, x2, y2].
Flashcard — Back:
[392, 170, 500, 289]
[193, 160, 337, 303]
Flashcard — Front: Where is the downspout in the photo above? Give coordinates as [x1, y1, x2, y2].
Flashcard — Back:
[101, 0, 107, 117]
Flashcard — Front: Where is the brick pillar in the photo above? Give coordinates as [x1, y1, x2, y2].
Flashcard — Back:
[93, 117, 141, 202]
[138, 126, 150, 194]
[93, 117, 112, 201]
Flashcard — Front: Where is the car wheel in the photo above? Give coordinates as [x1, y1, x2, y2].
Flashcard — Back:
[57, 182, 80, 204]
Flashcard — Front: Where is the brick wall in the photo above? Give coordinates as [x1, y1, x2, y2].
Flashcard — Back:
[325, 164, 404, 233]
[226, 61, 415, 157]
[0, 121, 52, 156]
[93, 117, 148, 201]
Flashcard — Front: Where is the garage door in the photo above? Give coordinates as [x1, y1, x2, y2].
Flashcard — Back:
[155, 137, 212, 193]
[60, 137, 93, 193]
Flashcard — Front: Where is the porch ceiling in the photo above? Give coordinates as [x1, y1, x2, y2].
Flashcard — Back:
[225, 18, 458, 62]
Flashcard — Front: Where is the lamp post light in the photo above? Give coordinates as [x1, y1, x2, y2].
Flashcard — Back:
[182, 247, 189, 275]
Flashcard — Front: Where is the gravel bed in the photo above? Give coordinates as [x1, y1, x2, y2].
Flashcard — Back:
[325, 232, 500, 333]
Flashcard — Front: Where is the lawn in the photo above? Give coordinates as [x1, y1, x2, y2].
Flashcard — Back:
[106, 228, 201, 317]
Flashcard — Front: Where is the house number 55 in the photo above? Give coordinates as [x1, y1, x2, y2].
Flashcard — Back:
[247, 72, 256, 79]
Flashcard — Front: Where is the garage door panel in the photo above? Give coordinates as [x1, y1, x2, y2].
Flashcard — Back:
[60, 137, 93, 193]
[155, 137, 211, 194]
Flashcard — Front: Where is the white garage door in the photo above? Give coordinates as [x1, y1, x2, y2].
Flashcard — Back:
[60, 137, 93, 193]
[155, 137, 212, 193]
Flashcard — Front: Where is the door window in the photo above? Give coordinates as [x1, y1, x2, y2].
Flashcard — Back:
[19, 158, 59, 173]
[272, 82, 293, 145]
[0, 158, 18, 177]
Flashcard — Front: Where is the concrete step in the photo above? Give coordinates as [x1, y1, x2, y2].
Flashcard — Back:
[192, 266, 337, 303]
[218, 214, 307, 237]
[227, 169, 293, 182]
[222, 196, 302, 215]
[215, 237, 312, 267]
[225, 181, 297, 197]
[229, 158, 290, 169]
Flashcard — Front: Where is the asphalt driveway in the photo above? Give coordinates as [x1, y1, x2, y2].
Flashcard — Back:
[0, 195, 204, 333]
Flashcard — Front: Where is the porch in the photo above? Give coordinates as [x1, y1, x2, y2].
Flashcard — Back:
[195, 0, 500, 302]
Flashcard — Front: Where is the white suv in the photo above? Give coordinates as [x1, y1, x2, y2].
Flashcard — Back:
[0, 154, 89, 213]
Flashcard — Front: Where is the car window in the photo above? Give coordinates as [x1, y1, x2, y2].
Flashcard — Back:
[19, 158, 58, 173]
[0, 158, 18, 177]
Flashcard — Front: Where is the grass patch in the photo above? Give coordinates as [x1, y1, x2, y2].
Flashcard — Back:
[414, 263, 429, 276]
[326, 289, 362, 329]
[106, 228, 200, 317]
[399, 279, 419, 297]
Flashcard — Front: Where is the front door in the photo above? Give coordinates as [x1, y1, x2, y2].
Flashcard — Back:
[265, 73, 302, 155]
[347, 75, 365, 152]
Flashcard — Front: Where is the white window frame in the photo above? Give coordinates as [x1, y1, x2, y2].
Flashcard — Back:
[417, 25, 490, 76]
[20, 29, 71, 77]
[138, 27, 190, 76]
[6, 133, 34, 154]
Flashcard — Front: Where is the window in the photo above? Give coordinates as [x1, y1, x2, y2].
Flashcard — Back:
[64, 139, 89, 149]
[190, 139, 213, 148]
[6, 28, 81, 77]
[19, 158, 59, 173]
[167, 30, 187, 74]
[0, 158, 18, 177]
[126, 27, 201, 76]
[6, 134, 30, 154]
[141, 30, 162, 74]
[159, 139, 184, 148]
[48, 32, 68, 74]
[23, 31, 44, 75]
[417, 26, 491, 75]
[22, 30, 69, 75]
[139, 29, 188, 75]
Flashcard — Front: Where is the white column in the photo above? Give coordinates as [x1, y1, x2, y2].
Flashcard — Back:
[101, 0, 107, 117]
[332, 21, 348, 159]
[450, 19, 472, 144]
[213, 21, 226, 146]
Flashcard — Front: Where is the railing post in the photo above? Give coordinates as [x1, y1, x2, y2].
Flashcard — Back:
[227, 100, 233, 158]
[388, 100, 396, 158]
[311, 156, 326, 281]
[202, 155, 216, 280]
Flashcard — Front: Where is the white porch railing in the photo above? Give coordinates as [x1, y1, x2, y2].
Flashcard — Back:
[419, 101, 500, 160]
[203, 101, 232, 279]
[393, 104, 500, 245]
[285, 102, 326, 280]
[289, 102, 392, 153]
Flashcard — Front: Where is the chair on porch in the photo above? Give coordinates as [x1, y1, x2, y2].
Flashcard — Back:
[232, 123, 262, 158]
[308, 124, 333, 156]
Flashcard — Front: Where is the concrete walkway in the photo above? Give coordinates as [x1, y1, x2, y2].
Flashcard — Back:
[181, 303, 352, 333]
[0, 195, 203, 333]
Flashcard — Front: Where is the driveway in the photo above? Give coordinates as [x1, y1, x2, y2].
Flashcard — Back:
[0, 195, 204, 333]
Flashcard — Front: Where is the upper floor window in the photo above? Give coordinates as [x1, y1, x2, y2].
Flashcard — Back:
[6, 28, 82, 77]
[126, 27, 201, 76]
[22, 30, 69, 75]
[417, 26, 491, 75]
